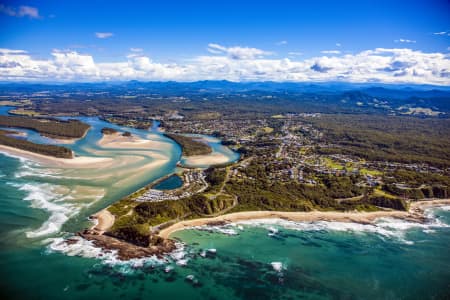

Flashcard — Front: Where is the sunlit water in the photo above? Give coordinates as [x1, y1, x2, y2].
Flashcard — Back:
[0, 106, 449, 299]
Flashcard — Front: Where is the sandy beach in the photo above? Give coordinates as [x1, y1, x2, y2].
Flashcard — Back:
[158, 199, 450, 239]
[91, 209, 115, 233]
[47, 127, 90, 144]
[0, 145, 113, 168]
[182, 152, 230, 166]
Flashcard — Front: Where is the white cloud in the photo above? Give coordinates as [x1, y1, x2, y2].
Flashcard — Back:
[0, 46, 448, 85]
[0, 4, 40, 19]
[130, 48, 143, 52]
[433, 31, 449, 36]
[321, 50, 341, 55]
[95, 32, 114, 39]
[0, 48, 28, 54]
[395, 39, 416, 43]
[276, 40, 288, 46]
[207, 43, 273, 60]
[288, 52, 303, 56]
[336, 43, 341, 47]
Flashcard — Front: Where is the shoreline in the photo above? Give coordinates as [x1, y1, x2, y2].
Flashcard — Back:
[0, 144, 113, 168]
[90, 209, 115, 234]
[79, 199, 450, 260]
[158, 199, 450, 239]
[46, 127, 90, 144]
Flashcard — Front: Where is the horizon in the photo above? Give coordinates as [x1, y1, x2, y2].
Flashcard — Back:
[0, 0, 449, 85]
[1, 79, 450, 90]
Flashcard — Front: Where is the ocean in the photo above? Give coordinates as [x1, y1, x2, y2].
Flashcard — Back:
[0, 107, 449, 299]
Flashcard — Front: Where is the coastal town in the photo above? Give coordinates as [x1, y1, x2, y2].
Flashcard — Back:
[162, 113, 448, 191]
[135, 171, 208, 202]
[2, 1, 450, 299]
[0, 84, 449, 262]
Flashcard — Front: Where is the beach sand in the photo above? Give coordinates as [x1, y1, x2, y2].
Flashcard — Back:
[158, 199, 450, 239]
[0, 145, 113, 168]
[50, 138, 77, 144]
[91, 209, 115, 233]
[98, 132, 172, 150]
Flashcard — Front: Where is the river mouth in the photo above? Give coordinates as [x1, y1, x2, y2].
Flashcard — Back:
[0, 107, 240, 243]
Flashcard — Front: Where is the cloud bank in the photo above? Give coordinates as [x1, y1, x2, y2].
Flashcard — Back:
[0, 44, 449, 85]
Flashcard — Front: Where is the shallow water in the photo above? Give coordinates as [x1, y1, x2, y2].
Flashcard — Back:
[0, 107, 449, 299]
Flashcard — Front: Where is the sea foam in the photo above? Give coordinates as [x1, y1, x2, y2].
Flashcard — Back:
[14, 182, 75, 238]
[8, 180, 103, 238]
[47, 236, 186, 272]
[198, 206, 449, 245]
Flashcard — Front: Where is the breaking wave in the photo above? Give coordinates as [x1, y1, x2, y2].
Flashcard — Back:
[46, 236, 187, 272]
[7, 180, 104, 238]
[194, 206, 450, 245]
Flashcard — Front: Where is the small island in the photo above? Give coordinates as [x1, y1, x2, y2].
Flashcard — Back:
[0, 115, 91, 159]
[100, 127, 118, 135]
[164, 133, 212, 156]
[101, 127, 132, 137]
[0, 115, 90, 139]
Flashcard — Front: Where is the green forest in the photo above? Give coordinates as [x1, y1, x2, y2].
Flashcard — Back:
[0, 116, 90, 139]
[164, 133, 212, 156]
[309, 115, 450, 168]
[0, 130, 73, 158]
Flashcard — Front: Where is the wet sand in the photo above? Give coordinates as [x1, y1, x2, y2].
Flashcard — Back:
[98, 132, 172, 150]
[0, 145, 113, 168]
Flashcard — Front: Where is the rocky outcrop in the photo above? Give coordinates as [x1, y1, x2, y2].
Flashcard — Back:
[78, 230, 176, 260]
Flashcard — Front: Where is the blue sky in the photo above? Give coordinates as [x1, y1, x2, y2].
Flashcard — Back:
[0, 0, 449, 84]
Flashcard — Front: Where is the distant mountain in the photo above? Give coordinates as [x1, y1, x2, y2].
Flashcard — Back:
[0, 80, 449, 100]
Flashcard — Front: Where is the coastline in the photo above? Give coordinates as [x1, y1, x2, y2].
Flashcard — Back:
[158, 199, 450, 239]
[90, 209, 115, 234]
[77, 198, 450, 260]
[0, 144, 113, 168]
[48, 127, 90, 144]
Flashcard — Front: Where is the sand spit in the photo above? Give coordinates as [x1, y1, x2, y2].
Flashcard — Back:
[0, 145, 113, 168]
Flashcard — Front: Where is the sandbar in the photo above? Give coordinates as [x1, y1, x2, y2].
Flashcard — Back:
[98, 132, 172, 150]
[0, 145, 113, 168]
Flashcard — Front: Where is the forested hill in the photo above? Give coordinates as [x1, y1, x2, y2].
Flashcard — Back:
[0, 81, 448, 118]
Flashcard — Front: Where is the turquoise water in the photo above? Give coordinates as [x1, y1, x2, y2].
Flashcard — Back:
[153, 175, 184, 190]
[0, 107, 449, 299]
